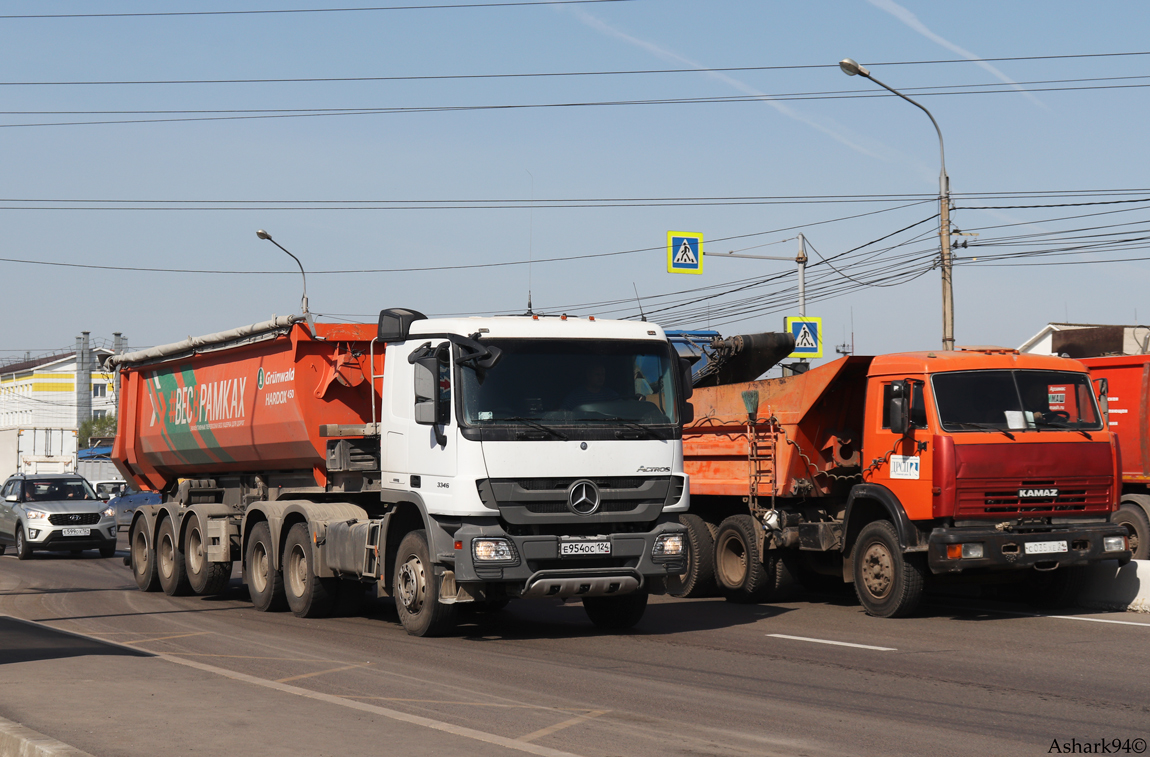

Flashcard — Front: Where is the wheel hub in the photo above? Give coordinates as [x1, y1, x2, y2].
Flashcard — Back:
[397, 556, 425, 612]
[159, 534, 174, 579]
[716, 533, 748, 590]
[861, 542, 893, 598]
[288, 545, 308, 598]
[251, 542, 269, 593]
[188, 528, 203, 574]
[133, 530, 148, 575]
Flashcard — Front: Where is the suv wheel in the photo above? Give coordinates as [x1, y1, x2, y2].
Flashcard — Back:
[15, 526, 34, 560]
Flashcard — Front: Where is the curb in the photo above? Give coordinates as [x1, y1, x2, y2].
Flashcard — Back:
[1081, 559, 1150, 613]
[0, 715, 94, 757]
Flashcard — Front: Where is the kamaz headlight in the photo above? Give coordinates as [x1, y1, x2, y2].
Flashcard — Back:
[652, 533, 685, 557]
[473, 538, 515, 562]
[1103, 535, 1127, 553]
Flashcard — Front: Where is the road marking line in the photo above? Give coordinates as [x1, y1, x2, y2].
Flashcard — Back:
[766, 634, 896, 651]
[943, 604, 1150, 627]
[518, 711, 608, 743]
[160, 654, 585, 757]
[276, 663, 370, 683]
[340, 697, 594, 711]
[122, 631, 212, 644]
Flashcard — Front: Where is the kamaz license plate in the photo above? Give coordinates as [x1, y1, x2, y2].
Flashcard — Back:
[1024, 540, 1067, 555]
[61, 528, 91, 537]
[560, 540, 611, 556]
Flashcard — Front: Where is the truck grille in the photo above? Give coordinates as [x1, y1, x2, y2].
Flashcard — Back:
[955, 478, 1111, 517]
[478, 476, 672, 524]
[48, 513, 100, 526]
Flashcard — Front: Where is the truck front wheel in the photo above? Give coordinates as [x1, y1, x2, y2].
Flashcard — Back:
[852, 520, 925, 618]
[245, 521, 287, 612]
[667, 513, 717, 598]
[393, 530, 456, 637]
[283, 523, 337, 618]
[185, 514, 232, 596]
[130, 520, 160, 591]
[583, 591, 648, 631]
[1114, 497, 1150, 560]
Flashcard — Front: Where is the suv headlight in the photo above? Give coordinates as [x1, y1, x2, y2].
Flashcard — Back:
[102, 504, 116, 518]
[24, 509, 48, 520]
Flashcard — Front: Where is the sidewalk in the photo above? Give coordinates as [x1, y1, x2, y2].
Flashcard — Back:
[0, 616, 574, 757]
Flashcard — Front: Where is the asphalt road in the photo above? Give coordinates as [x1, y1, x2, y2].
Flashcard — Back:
[1, 535, 1148, 757]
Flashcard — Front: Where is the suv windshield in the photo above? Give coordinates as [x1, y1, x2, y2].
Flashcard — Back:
[459, 338, 679, 426]
[23, 478, 98, 501]
[932, 369, 1103, 432]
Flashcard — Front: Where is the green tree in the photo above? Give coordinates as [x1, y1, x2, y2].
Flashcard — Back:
[79, 415, 117, 448]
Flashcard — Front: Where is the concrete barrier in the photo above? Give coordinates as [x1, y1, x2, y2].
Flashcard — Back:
[1082, 559, 1150, 613]
[0, 715, 93, 757]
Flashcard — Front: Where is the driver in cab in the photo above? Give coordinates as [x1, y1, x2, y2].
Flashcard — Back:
[563, 363, 620, 410]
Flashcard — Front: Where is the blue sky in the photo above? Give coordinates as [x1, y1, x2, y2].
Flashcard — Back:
[2, 0, 1148, 364]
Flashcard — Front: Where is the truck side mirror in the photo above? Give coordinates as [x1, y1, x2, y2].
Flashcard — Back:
[1093, 377, 1109, 418]
[413, 344, 450, 427]
[889, 380, 910, 436]
[678, 357, 695, 425]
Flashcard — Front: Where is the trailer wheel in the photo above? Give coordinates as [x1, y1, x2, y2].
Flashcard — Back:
[583, 591, 648, 631]
[130, 519, 160, 591]
[667, 514, 717, 598]
[393, 529, 456, 637]
[246, 521, 287, 612]
[852, 520, 925, 618]
[184, 515, 232, 596]
[283, 523, 337, 618]
[1021, 566, 1086, 609]
[157, 517, 192, 596]
[1114, 498, 1150, 560]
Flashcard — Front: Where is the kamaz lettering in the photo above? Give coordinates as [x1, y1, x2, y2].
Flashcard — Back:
[1019, 488, 1059, 498]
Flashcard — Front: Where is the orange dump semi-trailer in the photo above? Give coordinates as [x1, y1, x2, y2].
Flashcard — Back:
[113, 317, 384, 494]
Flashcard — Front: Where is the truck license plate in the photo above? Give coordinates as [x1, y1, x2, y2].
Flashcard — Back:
[1024, 540, 1067, 555]
[560, 540, 611, 556]
[62, 528, 91, 537]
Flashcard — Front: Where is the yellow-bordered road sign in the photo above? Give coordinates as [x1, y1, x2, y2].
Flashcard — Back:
[784, 316, 822, 358]
[667, 231, 703, 274]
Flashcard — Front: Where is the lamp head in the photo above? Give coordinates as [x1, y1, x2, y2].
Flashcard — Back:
[256, 229, 272, 241]
[839, 58, 870, 77]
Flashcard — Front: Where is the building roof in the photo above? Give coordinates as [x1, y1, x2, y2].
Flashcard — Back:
[0, 348, 115, 377]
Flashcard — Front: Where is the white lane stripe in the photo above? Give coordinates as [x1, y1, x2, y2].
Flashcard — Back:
[942, 604, 1150, 628]
[767, 634, 896, 651]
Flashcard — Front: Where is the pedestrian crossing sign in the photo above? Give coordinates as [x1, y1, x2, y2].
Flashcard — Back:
[784, 316, 822, 358]
[667, 231, 703, 275]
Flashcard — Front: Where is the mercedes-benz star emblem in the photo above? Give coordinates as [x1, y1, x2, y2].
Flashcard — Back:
[567, 480, 601, 516]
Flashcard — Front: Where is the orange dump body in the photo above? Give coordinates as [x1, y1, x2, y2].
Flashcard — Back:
[113, 322, 384, 493]
[684, 357, 872, 499]
[1081, 353, 1150, 484]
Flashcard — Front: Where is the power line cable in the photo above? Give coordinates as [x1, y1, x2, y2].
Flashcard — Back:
[0, 1, 636, 20]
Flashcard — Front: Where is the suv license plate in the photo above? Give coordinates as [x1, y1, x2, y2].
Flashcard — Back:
[62, 527, 91, 537]
[1024, 540, 1067, 555]
[560, 540, 611, 556]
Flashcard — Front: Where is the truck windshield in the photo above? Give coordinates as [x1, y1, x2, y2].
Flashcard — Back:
[932, 369, 1103, 432]
[458, 339, 679, 426]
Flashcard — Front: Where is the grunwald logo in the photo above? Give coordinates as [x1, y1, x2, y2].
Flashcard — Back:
[636, 466, 671, 473]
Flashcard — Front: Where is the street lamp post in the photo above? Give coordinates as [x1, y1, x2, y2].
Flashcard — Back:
[257, 229, 315, 332]
[839, 58, 954, 351]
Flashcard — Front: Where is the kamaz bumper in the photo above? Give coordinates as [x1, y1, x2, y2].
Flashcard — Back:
[927, 522, 1131, 574]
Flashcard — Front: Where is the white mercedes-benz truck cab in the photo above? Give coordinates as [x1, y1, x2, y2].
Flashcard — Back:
[377, 310, 690, 631]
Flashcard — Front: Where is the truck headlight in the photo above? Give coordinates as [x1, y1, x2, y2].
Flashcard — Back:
[473, 538, 515, 562]
[652, 533, 685, 557]
[24, 509, 48, 520]
[1103, 535, 1127, 553]
[946, 543, 983, 559]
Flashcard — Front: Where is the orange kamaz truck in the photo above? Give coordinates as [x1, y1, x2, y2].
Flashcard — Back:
[675, 346, 1132, 617]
